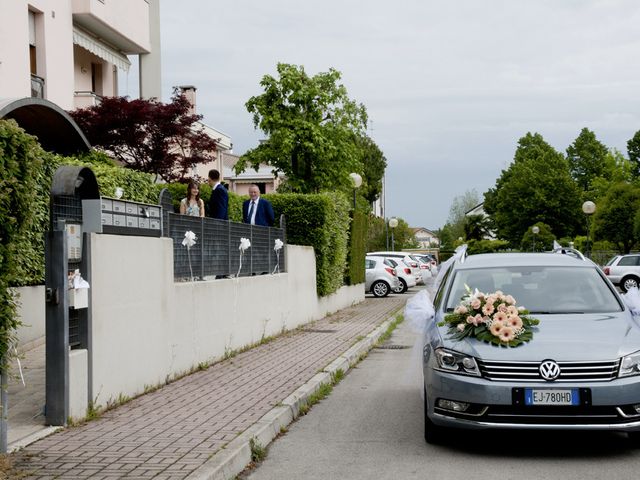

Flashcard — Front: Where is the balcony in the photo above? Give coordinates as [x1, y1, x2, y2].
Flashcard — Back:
[31, 75, 45, 99]
[74, 91, 103, 109]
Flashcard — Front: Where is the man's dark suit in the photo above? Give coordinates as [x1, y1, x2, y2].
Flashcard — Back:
[208, 184, 228, 220]
[243, 197, 275, 226]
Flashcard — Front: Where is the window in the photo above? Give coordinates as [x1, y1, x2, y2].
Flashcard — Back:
[28, 11, 37, 75]
[618, 256, 639, 266]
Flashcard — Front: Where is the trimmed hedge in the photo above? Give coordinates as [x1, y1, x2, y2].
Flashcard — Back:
[345, 210, 367, 285]
[266, 192, 351, 296]
[160, 182, 243, 222]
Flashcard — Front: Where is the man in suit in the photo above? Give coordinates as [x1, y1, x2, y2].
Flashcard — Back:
[243, 184, 275, 227]
[207, 169, 228, 220]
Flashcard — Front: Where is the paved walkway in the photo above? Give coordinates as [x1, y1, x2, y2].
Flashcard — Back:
[9, 293, 409, 479]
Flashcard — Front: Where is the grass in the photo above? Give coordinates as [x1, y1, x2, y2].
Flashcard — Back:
[249, 437, 266, 463]
[376, 313, 404, 345]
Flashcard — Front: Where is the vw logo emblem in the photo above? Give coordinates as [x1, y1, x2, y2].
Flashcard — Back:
[539, 360, 561, 381]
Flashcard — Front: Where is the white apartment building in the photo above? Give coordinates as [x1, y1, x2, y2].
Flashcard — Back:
[0, 0, 161, 110]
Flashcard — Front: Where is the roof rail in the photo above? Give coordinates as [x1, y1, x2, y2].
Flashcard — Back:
[456, 244, 469, 264]
[551, 247, 586, 261]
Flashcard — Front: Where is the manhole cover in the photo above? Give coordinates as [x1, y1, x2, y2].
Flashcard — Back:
[375, 344, 411, 350]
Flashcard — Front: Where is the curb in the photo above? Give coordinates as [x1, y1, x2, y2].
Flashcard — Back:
[186, 309, 401, 480]
[8, 426, 62, 453]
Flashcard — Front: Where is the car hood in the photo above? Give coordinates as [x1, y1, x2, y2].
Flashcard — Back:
[438, 312, 640, 361]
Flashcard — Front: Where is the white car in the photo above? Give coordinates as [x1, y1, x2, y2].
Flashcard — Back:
[382, 257, 417, 294]
[367, 252, 422, 285]
[365, 256, 401, 297]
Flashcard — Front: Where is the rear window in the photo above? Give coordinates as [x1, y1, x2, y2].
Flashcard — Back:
[445, 266, 622, 314]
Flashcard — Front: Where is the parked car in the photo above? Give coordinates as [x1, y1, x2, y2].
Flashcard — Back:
[422, 250, 640, 444]
[382, 257, 416, 294]
[365, 256, 400, 297]
[603, 254, 640, 292]
[411, 254, 436, 283]
[367, 252, 422, 285]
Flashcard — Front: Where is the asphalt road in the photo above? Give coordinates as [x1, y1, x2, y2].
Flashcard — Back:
[246, 289, 640, 480]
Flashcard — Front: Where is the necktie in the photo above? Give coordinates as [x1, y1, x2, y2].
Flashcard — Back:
[248, 201, 255, 223]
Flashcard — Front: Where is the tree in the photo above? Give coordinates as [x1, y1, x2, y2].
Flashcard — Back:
[445, 189, 481, 241]
[464, 214, 491, 241]
[594, 182, 640, 253]
[235, 63, 368, 193]
[367, 216, 418, 251]
[484, 132, 582, 245]
[587, 149, 634, 202]
[520, 222, 554, 252]
[357, 135, 387, 205]
[70, 89, 218, 182]
[566, 128, 609, 191]
[627, 130, 640, 178]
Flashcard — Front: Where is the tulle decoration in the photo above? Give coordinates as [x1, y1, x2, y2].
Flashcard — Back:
[623, 286, 640, 316]
[404, 289, 435, 334]
[237, 237, 251, 277]
[182, 231, 197, 281]
[273, 238, 283, 274]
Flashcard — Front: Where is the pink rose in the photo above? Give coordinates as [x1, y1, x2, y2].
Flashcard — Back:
[470, 298, 482, 310]
[466, 315, 475, 324]
[455, 305, 468, 315]
[457, 323, 466, 332]
[498, 303, 508, 313]
[505, 295, 516, 305]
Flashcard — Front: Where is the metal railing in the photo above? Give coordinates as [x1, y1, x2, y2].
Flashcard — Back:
[165, 213, 286, 280]
[30, 74, 44, 98]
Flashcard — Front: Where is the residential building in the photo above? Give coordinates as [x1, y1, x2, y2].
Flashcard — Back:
[222, 152, 282, 195]
[0, 0, 161, 110]
[464, 202, 496, 239]
[412, 227, 440, 248]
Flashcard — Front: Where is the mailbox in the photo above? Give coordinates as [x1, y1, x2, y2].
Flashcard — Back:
[100, 197, 162, 237]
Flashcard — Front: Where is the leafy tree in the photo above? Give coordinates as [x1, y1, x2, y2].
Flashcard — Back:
[520, 222, 554, 252]
[627, 130, 640, 178]
[235, 63, 368, 193]
[566, 128, 609, 191]
[445, 189, 481, 241]
[466, 239, 511, 254]
[70, 89, 218, 182]
[587, 149, 634, 202]
[464, 214, 492, 241]
[594, 182, 640, 253]
[357, 135, 387, 205]
[484, 132, 582, 245]
[367, 216, 418, 251]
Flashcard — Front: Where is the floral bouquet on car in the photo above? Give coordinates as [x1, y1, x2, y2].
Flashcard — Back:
[438, 285, 540, 347]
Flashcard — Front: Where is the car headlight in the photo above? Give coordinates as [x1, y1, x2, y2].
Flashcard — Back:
[434, 347, 480, 376]
[619, 350, 640, 378]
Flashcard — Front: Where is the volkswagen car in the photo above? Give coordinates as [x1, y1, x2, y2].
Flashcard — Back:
[423, 250, 640, 444]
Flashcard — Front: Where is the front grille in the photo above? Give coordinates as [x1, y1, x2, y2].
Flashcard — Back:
[477, 359, 620, 382]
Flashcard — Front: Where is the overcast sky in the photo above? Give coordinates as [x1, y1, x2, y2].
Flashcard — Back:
[125, 0, 640, 229]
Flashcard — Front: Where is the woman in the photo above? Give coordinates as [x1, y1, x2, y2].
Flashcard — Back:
[180, 180, 205, 217]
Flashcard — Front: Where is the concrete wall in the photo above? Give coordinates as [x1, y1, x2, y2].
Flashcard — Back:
[87, 235, 363, 406]
[14, 286, 46, 352]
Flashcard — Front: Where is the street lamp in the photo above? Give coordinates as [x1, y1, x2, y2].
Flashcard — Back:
[582, 200, 596, 258]
[349, 173, 362, 210]
[531, 225, 540, 252]
[389, 217, 398, 251]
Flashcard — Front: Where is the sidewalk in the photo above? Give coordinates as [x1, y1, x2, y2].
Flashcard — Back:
[9, 293, 409, 479]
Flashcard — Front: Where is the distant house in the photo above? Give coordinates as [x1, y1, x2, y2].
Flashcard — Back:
[464, 202, 496, 239]
[222, 153, 282, 195]
[412, 227, 440, 248]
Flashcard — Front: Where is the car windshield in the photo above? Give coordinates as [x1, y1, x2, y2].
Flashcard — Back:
[445, 266, 622, 314]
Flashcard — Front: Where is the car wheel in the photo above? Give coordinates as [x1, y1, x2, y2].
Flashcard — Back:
[621, 275, 640, 293]
[393, 278, 407, 294]
[371, 280, 390, 297]
[424, 386, 445, 445]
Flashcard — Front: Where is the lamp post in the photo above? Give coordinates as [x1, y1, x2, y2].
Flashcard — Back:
[389, 217, 398, 251]
[532, 225, 539, 252]
[582, 200, 596, 258]
[349, 173, 362, 210]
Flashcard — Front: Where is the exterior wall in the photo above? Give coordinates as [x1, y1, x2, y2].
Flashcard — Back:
[87, 236, 362, 406]
[14, 286, 46, 351]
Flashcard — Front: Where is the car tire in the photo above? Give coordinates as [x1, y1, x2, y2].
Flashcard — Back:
[424, 386, 445, 445]
[620, 275, 640, 293]
[393, 278, 407, 294]
[371, 280, 390, 297]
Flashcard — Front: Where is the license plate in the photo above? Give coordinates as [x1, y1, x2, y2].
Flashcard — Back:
[524, 388, 579, 406]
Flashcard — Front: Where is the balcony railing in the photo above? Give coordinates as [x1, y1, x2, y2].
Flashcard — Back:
[31, 74, 44, 98]
[73, 91, 104, 108]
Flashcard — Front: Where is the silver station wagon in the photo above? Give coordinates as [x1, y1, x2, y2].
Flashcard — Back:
[423, 250, 640, 444]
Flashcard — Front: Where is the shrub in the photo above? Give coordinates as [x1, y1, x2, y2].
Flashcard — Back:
[345, 210, 367, 285]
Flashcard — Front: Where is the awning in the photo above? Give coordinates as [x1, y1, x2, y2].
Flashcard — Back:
[73, 27, 131, 72]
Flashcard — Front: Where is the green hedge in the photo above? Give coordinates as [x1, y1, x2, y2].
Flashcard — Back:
[266, 192, 351, 296]
[345, 210, 367, 285]
[160, 182, 243, 222]
[0, 120, 44, 358]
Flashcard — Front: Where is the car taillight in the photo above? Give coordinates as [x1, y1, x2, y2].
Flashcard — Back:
[604, 267, 610, 275]
[410, 262, 418, 268]
[385, 267, 397, 276]
[419, 264, 428, 269]
[404, 268, 411, 274]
